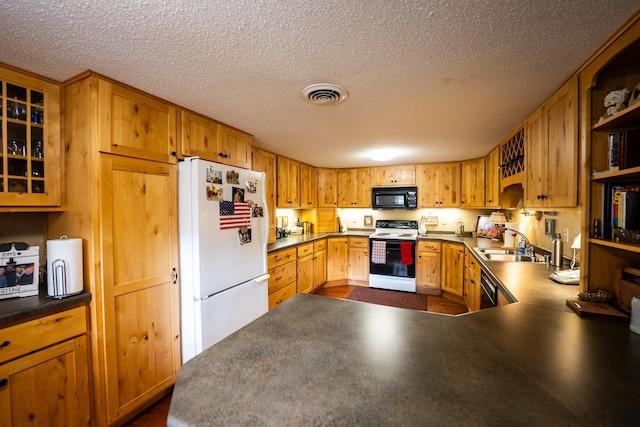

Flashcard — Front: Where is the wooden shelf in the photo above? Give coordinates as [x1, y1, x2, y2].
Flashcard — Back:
[591, 165, 640, 182]
[592, 101, 640, 131]
[589, 237, 640, 254]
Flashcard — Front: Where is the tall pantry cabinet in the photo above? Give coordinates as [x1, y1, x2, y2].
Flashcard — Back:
[47, 73, 181, 426]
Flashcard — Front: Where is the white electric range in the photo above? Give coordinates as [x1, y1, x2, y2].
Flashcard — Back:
[368, 220, 418, 292]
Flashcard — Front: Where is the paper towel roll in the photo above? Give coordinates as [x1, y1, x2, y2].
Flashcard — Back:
[504, 223, 519, 248]
[47, 237, 83, 298]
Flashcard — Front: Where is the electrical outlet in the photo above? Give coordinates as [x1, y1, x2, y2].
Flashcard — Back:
[562, 228, 569, 243]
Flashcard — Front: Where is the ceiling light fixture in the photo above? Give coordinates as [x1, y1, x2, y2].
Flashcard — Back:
[301, 83, 348, 105]
[368, 149, 398, 162]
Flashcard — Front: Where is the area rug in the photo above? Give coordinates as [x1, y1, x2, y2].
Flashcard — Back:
[346, 287, 428, 311]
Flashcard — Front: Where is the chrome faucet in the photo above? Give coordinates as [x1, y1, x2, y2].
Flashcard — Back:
[506, 229, 535, 256]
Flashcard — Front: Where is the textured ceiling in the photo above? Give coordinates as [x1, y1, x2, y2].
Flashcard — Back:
[1, 1, 639, 168]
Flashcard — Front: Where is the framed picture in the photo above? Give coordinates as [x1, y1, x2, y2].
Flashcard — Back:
[364, 215, 373, 227]
[476, 215, 502, 239]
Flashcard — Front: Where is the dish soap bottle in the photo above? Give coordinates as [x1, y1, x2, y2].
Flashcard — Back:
[552, 233, 563, 267]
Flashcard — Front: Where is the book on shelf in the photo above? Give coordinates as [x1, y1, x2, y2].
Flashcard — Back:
[607, 185, 640, 238]
[607, 130, 640, 171]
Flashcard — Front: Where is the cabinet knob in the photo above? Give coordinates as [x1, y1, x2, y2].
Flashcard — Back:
[0, 340, 9, 348]
[172, 268, 178, 285]
[0, 379, 7, 387]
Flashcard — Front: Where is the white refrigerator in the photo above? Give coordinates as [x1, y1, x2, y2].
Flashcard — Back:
[179, 157, 269, 363]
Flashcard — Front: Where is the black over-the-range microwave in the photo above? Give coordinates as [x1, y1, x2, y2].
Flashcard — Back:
[371, 186, 418, 210]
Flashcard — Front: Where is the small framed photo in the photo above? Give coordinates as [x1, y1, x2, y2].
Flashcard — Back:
[364, 215, 373, 227]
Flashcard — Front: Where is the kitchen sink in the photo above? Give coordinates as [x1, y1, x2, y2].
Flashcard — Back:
[473, 248, 546, 263]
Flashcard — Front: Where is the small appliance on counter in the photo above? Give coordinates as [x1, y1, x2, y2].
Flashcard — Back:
[46, 236, 84, 298]
[0, 242, 39, 299]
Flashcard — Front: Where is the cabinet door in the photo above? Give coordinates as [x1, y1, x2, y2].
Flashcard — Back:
[313, 249, 327, 289]
[0, 336, 90, 426]
[337, 169, 354, 207]
[99, 79, 178, 163]
[545, 78, 578, 207]
[416, 164, 439, 207]
[524, 106, 546, 207]
[297, 254, 314, 294]
[485, 147, 501, 207]
[327, 238, 348, 281]
[217, 125, 252, 169]
[354, 168, 372, 207]
[417, 251, 441, 294]
[180, 111, 218, 160]
[0, 67, 61, 207]
[100, 154, 180, 422]
[441, 243, 464, 297]
[371, 165, 415, 186]
[252, 148, 277, 243]
[277, 156, 300, 207]
[300, 163, 317, 208]
[461, 158, 485, 207]
[348, 246, 369, 282]
[317, 168, 338, 207]
[439, 162, 461, 207]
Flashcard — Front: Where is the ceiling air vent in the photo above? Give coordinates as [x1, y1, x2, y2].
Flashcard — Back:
[301, 83, 348, 105]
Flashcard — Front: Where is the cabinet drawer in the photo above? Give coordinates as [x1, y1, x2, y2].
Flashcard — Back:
[418, 241, 441, 252]
[268, 282, 296, 310]
[349, 237, 368, 248]
[0, 306, 87, 364]
[267, 248, 297, 269]
[267, 262, 297, 294]
[313, 239, 327, 252]
[297, 243, 314, 258]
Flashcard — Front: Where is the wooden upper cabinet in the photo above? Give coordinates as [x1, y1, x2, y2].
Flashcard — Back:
[485, 147, 501, 207]
[98, 78, 178, 163]
[416, 162, 460, 207]
[525, 77, 578, 207]
[0, 65, 62, 208]
[181, 110, 251, 169]
[180, 111, 218, 159]
[252, 148, 277, 243]
[216, 125, 252, 169]
[300, 163, 317, 208]
[460, 158, 485, 207]
[338, 167, 371, 208]
[276, 155, 300, 207]
[371, 165, 415, 186]
[317, 168, 338, 207]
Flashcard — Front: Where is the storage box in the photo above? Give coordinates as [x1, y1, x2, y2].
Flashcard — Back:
[0, 246, 39, 299]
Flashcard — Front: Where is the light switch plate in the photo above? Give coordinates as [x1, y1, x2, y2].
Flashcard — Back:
[424, 215, 438, 225]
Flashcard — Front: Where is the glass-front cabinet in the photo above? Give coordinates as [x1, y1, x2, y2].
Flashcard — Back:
[1, 65, 61, 208]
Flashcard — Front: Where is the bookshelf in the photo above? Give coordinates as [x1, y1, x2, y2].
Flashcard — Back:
[580, 13, 640, 300]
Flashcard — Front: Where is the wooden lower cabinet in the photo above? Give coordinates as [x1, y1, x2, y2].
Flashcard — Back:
[441, 242, 464, 298]
[0, 307, 90, 426]
[267, 248, 297, 309]
[296, 239, 327, 293]
[327, 237, 349, 282]
[464, 248, 482, 312]
[348, 237, 369, 282]
[416, 241, 441, 295]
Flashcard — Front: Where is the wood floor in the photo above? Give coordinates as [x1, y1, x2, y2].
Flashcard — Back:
[127, 285, 467, 426]
[314, 284, 468, 315]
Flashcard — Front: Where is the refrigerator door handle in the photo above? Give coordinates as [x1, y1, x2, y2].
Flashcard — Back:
[254, 273, 270, 283]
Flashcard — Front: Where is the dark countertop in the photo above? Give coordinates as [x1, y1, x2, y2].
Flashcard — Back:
[0, 287, 91, 328]
[169, 235, 639, 425]
[169, 294, 640, 426]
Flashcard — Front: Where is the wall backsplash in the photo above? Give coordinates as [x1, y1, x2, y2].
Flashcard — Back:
[0, 213, 47, 266]
[274, 207, 582, 259]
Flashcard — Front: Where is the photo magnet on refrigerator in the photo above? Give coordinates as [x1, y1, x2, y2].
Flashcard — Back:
[226, 170, 239, 184]
[207, 167, 222, 184]
[238, 227, 252, 244]
[206, 185, 223, 201]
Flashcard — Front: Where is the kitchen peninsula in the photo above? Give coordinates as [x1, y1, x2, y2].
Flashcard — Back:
[168, 236, 640, 426]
